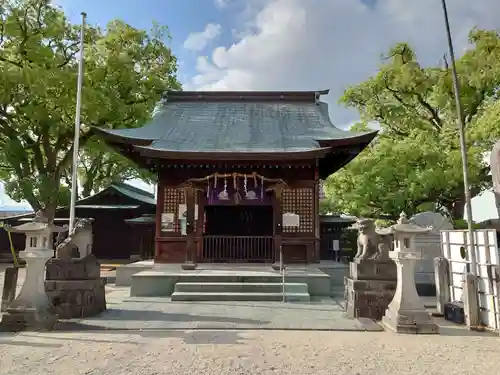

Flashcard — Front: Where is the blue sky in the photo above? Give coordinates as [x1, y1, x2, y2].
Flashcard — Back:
[58, 0, 229, 87]
[2, 0, 500, 221]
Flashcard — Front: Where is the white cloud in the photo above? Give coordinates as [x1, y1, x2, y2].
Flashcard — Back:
[183, 23, 222, 52]
[189, 0, 500, 126]
[214, 0, 229, 9]
[185, 0, 500, 220]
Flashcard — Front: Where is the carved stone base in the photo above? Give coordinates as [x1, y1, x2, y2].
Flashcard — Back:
[349, 259, 397, 281]
[45, 255, 106, 319]
[382, 308, 438, 334]
[0, 306, 57, 332]
[344, 277, 396, 320]
[45, 279, 106, 319]
[46, 255, 100, 280]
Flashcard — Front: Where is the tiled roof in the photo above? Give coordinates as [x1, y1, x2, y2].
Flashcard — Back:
[110, 183, 156, 205]
[94, 90, 376, 154]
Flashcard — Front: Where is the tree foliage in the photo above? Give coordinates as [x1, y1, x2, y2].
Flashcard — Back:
[0, 0, 180, 218]
[325, 29, 500, 220]
[62, 138, 156, 198]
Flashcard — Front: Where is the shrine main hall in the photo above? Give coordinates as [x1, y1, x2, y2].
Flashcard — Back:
[93, 90, 376, 269]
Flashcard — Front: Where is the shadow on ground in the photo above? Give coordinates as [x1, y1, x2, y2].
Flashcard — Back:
[2, 327, 251, 346]
[79, 308, 269, 325]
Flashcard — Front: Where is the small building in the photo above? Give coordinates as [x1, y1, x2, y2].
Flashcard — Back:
[93, 90, 377, 265]
[125, 214, 156, 260]
[0, 183, 156, 261]
[319, 215, 357, 261]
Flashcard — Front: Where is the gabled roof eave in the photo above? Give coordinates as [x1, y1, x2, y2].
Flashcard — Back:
[91, 126, 153, 146]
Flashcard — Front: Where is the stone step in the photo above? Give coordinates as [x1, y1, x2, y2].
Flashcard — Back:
[171, 291, 311, 302]
[174, 282, 309, 294]
[331, 287, 345, 297]
[130, 269, 331, 298]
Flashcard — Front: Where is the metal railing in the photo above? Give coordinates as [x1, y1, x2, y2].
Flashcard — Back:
[202, 235, 274, 263]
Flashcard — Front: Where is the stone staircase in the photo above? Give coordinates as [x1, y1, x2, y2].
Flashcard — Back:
[170, 281, 311, 302]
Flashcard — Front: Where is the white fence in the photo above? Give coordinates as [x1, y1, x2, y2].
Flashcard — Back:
[441, 229, 499, 330]
[414, 232, 441, 286]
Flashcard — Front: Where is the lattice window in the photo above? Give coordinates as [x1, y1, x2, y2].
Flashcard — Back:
[163, 188, 185, 233]
[282, 188, 314, 233]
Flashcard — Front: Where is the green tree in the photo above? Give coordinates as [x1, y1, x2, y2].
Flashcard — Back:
[60, 138, 156, 198]
[325, 29, 500, 220]
[325, 127, 487, 219]
[0, 0, 180, 219]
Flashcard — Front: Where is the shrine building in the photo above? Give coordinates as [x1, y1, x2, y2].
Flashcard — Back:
[92, 90, 377, 267]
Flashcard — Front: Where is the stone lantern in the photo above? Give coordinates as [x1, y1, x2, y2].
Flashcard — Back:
[381, 212, 439, 334]
[0, 211, 67, 331]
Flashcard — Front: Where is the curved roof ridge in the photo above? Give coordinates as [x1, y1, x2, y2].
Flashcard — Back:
[162, 89, 330, 103]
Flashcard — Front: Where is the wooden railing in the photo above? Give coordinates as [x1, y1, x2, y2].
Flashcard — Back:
[202, 235, 274, 263]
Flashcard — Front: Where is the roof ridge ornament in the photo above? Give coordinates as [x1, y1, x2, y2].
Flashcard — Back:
[315, 92, 321, 105]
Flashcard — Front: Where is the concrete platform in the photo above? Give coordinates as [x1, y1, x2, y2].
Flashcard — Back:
[171, 292, 311, 302]
[115, 260, 154, 286]
[72, 293, 383, 332]
[130, 263, 331, 298]
[171, 282, 311, 302]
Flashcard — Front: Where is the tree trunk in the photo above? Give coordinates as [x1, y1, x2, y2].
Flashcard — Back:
[82, 180, 92, 198]
[25, 198, 42, 213]
[450, 194, 466, 221]
[43, 202, 58, 224]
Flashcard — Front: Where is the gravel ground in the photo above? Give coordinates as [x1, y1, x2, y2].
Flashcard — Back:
[1, 329, 500, 375]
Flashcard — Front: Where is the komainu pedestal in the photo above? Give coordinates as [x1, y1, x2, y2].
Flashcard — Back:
[344, 258, 397, 320]
[45, 255, 106, 319]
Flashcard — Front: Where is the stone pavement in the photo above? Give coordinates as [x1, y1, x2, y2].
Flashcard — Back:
[66, 286, 382, 331]
[1, 264, 380, 331]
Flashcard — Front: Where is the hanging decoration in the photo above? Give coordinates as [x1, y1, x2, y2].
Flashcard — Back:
[206, 175, 211, 200]
[243, 174, 257, 200]
[233, 173, 243, 204]
[184, 172, 285, 202]
[218, 176, 229, 200]
[261, 175, 264, 200]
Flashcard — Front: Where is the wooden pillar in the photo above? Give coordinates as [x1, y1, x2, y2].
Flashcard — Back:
[154, 179, 163, 262]
[313, 163, 320, 262]
[181, 185, 197, 270]
[196, 193, 205, 261]
[272, 185, 283, 270]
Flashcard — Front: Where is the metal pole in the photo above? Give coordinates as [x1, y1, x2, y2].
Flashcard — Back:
[280, 245, 285, 303]
[69, 12, 87, 233]
[440, 0, 477, 276]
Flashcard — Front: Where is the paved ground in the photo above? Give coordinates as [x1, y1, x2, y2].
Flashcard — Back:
[2, 264, 500, 374]
[70, 287, 382, 331]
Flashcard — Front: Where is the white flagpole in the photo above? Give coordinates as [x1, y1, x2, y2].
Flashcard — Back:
[439, 0, 477, 276]
[69, 12, 87, 233]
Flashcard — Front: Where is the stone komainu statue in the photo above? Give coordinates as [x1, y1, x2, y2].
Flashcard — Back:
[55, 218, 93, 259]
[491, 140, 500, 219]
[354, 218, 392, 261]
